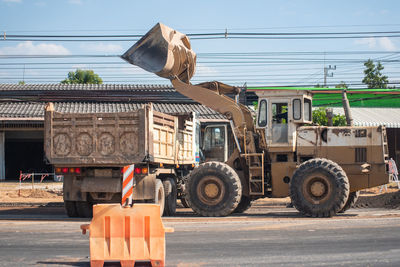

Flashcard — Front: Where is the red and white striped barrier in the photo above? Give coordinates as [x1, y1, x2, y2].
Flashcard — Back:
[122, 164, 135, 206]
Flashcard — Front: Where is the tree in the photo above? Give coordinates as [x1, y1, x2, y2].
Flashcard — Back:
[362, 59, 388, 89]
[335, 81, 348, 89]
[312, 107, 346, 126]
[18, 81, 25, 85]
[61, 69, 103, 84]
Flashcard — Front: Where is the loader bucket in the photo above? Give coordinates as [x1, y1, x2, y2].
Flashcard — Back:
[121, 23, 197, 83]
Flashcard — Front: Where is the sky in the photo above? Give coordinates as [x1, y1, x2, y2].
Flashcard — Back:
[0, 0, 400, 87]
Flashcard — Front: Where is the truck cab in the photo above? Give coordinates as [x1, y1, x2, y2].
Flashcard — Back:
[255, 90, 313, 152]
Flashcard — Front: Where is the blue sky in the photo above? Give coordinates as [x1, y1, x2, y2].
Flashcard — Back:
[0, 0, 399, 87]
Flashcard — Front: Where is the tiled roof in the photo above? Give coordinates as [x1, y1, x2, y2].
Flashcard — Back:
[0, 84, 174, 91]
[0, 102, 225, 120]
[0, 83, 193, 103]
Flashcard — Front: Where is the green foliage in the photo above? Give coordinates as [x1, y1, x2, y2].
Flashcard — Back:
[61, 69, 103, 84]
[335, 81, 348, 89]
[18, 81, 25, 85]
[312, 107, 347, 126]
[362, 59, 388, 89]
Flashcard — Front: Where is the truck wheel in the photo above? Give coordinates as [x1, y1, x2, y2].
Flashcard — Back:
[233, 196, 252, 214]
[186, 161, 242, 217]
[339, 191, 360, 213]
[64, 200, 78, 217]
[75, 201, 93, 218]
[155, 179, 165, 216]
[163, 177, 177, 216]
[290, 158, 349, 218]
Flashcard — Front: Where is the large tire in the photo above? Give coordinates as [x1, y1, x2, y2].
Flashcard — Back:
[64, 200, 78, 217]
[75, 201, 93, 218]
[155, 179, 165, 216]
[163, 177, 177, 216]
[290, 158, 349, 218]
[233, 196, 252, 214]
[339, 191, 360, 213]
[186, 161, 242, 217]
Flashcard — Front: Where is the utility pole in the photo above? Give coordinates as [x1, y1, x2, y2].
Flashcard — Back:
[324, 65, 336, 87]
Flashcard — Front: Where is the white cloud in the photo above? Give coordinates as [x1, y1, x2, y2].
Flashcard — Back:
[0, 41, 70, 55]
[354, 37, 396, 51]
[2, 0, 22, 3]
[378, 37, 396, 51]
[80, 43, 123, 53]
[354, 37, 376, 49]
[193, 63, 218, 77]
[71, 64, 88, 69]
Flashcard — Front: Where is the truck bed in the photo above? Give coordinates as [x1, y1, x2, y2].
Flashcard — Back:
[44, 103, 195, 167]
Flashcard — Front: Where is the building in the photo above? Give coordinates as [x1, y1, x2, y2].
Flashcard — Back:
[0, 84, 399, 180]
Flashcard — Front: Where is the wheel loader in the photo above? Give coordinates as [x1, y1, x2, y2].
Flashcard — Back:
[121, 23, 390, 217]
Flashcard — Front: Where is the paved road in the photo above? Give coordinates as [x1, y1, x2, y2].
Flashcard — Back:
[1, 206, 400, 266]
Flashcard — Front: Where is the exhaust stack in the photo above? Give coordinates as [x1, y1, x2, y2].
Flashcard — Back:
[121, 23, 197, 83]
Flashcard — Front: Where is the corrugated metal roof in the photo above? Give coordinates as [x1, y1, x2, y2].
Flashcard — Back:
[0, 84, 175, 91]
[330, 107, 400, 128]
[0, 102, 225, 120]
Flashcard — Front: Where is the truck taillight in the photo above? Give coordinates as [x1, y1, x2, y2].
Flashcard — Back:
[133, 167, 148, 175]
[56, 167, 81, 174]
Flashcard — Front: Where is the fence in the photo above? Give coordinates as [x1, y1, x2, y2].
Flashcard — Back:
[18, 171, 59, 196]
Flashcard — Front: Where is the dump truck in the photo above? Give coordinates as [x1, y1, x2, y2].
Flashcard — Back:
[121, 23, 390, 217]
[44, 103, 198, 217]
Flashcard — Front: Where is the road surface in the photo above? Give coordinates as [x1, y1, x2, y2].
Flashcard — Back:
[0, 205, 400, 266]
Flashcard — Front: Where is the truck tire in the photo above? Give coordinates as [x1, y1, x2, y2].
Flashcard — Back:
[155, 179, 165, 216]
[75, 201, 93, 218]
[290, 158, 349, 218]
[64, 200, 78, 217]
[339, 191, 360, 213]
[186, 161, 242, 217]
[233, 196, 252, 214]
[163, 177, 177, 216]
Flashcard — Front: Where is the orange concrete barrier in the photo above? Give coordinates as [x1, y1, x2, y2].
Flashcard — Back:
[81, 204, 174, 267]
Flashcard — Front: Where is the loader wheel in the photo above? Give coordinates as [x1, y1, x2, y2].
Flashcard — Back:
[233, 196, 252, 214]
[290, 158, 349, 218]
[339, 191, 360, 213]
[75, 201, 93, 218]
[163, 177, 177, 216]
[64, 200, 78, 217]
[186, 161, 242, 217]
[155, 179, 165, 216]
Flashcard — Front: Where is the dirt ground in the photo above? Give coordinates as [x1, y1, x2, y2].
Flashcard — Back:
[0, 182, 63, 203]
[0, 181, 399, 209]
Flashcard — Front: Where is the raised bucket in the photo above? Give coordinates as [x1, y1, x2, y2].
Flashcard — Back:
[121, 23, 196, 83]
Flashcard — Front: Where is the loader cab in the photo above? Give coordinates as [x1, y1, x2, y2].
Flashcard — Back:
[199, 121, 234, 163]
[255, 90, 313, 152]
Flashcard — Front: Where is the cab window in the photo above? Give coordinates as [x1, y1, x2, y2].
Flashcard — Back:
[258, 100, 268, 127]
